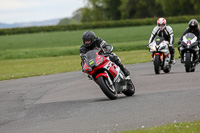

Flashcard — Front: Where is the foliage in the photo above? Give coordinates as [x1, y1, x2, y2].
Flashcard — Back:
[58, 9, 82, 25]
[1, 15, 199, 35]
[80, 0, 121, 22]
[156, 0, 200, 17]
[79, 0, 200, 22]
[58, 18, 79, 25]
[119, 0, 164, 19]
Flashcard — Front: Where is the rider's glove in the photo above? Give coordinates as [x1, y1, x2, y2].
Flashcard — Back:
[168, 43, 173, 47]
[80, 54, 86, 60]
[102, 45, 113, 54]
[178, 40, 181, 45]
[104, 49, 112, 54]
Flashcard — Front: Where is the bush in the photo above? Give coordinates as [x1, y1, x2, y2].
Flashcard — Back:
[0, 15, 200, 35]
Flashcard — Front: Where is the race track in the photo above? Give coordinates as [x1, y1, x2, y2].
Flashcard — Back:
[0, 59, 200, 133]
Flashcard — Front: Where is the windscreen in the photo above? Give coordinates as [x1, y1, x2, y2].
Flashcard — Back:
[85, 50, 98, 60]
[85, 50, 98, 67]
[183, 33, 197, 44]
[155, 37, 165, 45]
[184, 33, 196, 40]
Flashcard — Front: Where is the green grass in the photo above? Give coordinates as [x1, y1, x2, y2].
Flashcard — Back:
[0, 50, 151, 81]
[122, 121, 200, 133]
[0, 23, 185, 80]
[0, 23, 187, 60]
[0, 48, 181, 81]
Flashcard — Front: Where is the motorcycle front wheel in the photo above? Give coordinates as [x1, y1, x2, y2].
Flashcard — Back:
[154, 54, 161, 74]
[185, 52, 191, 72]
[97, 76, 118, 100]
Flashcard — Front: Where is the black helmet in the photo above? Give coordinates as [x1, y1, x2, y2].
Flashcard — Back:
[82, 31, 96, 47]
[189, 19, 198, 30]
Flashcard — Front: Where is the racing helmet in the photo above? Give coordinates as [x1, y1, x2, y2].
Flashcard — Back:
[189, 19, 198, 30]
[157, 18, 166, 30]
[82, 31, 96, 47]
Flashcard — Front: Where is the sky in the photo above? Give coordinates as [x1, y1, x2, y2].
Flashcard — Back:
[0, 0, 86, 24]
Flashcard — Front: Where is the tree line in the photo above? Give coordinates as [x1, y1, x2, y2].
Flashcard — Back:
[72, 0, 200, 23]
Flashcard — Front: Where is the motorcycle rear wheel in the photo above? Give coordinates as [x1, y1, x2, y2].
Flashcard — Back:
[97, 76, 118, 100]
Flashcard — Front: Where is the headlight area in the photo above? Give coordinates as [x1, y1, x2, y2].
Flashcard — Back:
[150, 46, 156, 51]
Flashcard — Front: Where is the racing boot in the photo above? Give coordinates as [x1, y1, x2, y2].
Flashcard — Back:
[169, 46, 175, 64]
[109, 54, 131, 82]
[171, 53, 175, 64]
[115, 61, 131, 84]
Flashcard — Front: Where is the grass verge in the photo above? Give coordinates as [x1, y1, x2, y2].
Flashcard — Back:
[0, 50, 151, 81]
[122, 121, 200, 133]
[0, 49, 180, 81]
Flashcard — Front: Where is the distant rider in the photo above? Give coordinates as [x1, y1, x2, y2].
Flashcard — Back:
[178, 19, 200, 62]
[148, 18, 175, 64]
[80, 31, 131, 80]
[178, 19, 200, 46]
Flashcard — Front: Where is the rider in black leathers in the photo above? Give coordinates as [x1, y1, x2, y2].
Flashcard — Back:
[178, 19, 200, 45]
[178, 19, 200, 61]
[80, 31, 131, 79]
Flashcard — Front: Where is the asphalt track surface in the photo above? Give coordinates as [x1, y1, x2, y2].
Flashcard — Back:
[0, 59, 200, 133]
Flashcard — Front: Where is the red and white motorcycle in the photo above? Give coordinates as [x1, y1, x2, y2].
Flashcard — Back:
[82, 50, 135, 100]
[149, 37, 172, 74]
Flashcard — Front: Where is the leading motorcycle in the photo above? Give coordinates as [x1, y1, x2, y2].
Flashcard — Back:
[82, 50, 135, 100]
[179, 33, 199, 72]
[149, 37, 172, 74]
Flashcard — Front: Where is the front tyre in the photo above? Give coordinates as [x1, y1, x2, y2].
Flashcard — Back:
[96, 76, 118, 100]
[154, 54, 161, 74]
[185, 52, 191, 72]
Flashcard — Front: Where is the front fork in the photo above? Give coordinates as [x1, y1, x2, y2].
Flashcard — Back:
[105, 71, 127, 93]
[105, 71, 114, 86]
[152, 53, 163, 61]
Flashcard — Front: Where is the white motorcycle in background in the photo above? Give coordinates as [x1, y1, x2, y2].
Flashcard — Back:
[149, 37, 172, 74]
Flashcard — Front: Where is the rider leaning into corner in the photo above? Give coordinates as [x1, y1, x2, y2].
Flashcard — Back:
[148, 18, 175, 64]
[79, 31, 131, 81]
[178, 19, 200, 59]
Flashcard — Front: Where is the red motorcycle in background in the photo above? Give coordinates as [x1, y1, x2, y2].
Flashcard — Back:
[82, 50, 135, 100]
